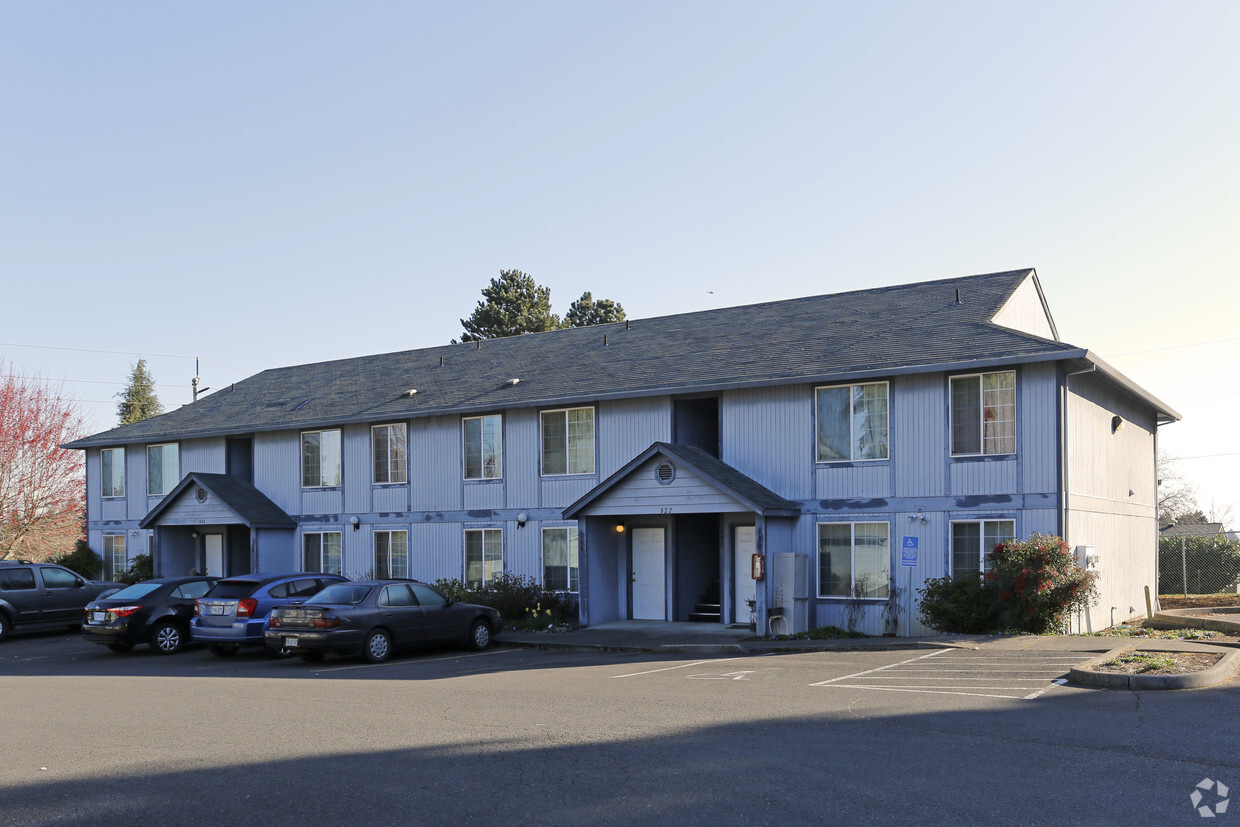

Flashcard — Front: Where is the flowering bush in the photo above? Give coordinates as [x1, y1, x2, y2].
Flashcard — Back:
[986, 534, 1098, 634]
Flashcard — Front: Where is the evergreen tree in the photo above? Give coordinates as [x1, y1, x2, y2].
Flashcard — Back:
[565, 291, 626, 327]
[455, 270, 562, 343]
[116, 359, 163, 425]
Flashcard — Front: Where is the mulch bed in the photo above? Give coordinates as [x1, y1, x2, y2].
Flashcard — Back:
[1159, 595, 1240, 610]
[1093, 651, 1223, 675]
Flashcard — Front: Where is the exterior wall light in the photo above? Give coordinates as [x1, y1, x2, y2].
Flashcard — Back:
[1111, 415, 1125, 433]
[350, 516, 361, 531]
[615, 523, 625, 533]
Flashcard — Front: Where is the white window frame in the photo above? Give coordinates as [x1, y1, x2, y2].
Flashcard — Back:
[303, 531, 343, 575]
[462, 414, 503, 480]
[147, 443, 180, 497]
[540, 406, 596, 476]
[301, 429, 342, 488]
[817, 521, 890, 599]
[371, 423, 408, 485]
[541, 526, 580, 593]
[950, 519, 1016, 578]
[815, 381, 890, 463]
[102, 534, 127, 581]
[949, 370, 1016, 457]
[101, 447, 125, 498]
[374, 529, 409, 579]
[464, 528, 503, 588]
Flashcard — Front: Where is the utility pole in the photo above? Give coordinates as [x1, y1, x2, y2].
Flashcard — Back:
[192, 357, 210, 402]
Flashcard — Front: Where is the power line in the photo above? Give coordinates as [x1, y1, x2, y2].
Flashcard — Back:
[0, 340, 249, 375]
[1106, 335, 1240, 359]
[9, 374, 187, 390]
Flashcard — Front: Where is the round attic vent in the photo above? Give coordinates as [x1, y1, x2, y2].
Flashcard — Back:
[196, 487, 208, 503]
[655, 462, 676, 485]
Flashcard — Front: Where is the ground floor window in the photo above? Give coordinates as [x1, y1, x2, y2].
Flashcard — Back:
[374, 529, 409, 579]
[951, 520, 1015, 578]
[465, 528, 503, 588]
[102, 534, 127, 581]
[818, 522, 889, 598]
[304, 531, 343, 575]
[542, 527, 579, 592]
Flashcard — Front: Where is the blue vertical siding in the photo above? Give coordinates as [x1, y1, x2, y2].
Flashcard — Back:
[815, 466, 890, 499]
[409, 415, 462, 511]
[721, 384, 812, 499]
[343, 424, 371, 514]
[180, 437, 226, 475]
[85, 450, 101, 523]
[598, 397, 671, 477]
[505, 409, 540, 507]
[464, 483, 504, 510]
[1020, 362, 1059, 494]
[893, 373, 945, 497]
[949, 459, 1018, 495]
[409, 522, 465, 581]
[126, 448, 146, 520]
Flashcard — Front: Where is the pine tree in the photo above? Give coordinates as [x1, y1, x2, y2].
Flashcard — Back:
[116, 359, 163, 425]
[455, 270, 562, 343]
[565, 291, 626, 327]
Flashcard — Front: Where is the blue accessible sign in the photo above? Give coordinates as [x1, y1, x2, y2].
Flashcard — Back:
[900, 536, 919, 567]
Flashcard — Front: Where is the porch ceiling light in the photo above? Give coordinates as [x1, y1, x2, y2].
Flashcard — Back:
[615, 523, 625, 533]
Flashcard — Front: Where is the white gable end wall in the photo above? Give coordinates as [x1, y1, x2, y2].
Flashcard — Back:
[991, 274, 1057, 340]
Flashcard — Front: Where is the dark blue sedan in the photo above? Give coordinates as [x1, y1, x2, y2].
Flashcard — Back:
[265, 580, 502, 663]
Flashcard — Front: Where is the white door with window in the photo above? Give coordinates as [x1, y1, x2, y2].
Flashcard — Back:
[734, 526, 756, 624]
[631, 528, 666, 620]
[205, 534, 224, 577]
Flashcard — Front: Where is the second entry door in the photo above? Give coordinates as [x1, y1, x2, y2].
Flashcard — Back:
[631, 528, 666, 620]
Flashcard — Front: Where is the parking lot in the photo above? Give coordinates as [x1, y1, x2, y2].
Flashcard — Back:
[2, 631, 1237, 825]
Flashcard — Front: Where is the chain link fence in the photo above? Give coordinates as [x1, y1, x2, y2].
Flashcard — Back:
[1159, 532, 1240, 596]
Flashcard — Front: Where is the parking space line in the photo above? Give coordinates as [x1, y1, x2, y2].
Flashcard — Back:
[613, 657, 745, 679]
[1024, 679, 1069, 700]
[809, 649, 948, 686]
[812, 649, 1088, 700]
[310, 648, 514, 674]
[829, 684, 1031, 700]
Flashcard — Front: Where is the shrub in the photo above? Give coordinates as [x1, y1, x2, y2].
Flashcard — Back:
[916, 575, 1001, 633]
[114, 553, 153, 585]
[432, 573, 579, 628]
[986, 533, 1098, 634]
[51, 539, 102, 579]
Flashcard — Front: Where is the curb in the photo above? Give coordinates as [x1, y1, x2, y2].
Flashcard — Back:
[1147, 609, 1240, 636]
[498, 638, 967, 656]
[1067, 643, 1240, 690]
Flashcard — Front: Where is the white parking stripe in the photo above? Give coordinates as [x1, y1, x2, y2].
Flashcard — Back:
[809, 649, 948, 686]
[814, 650, 1089, 700]
[613, 657, 745, 678]
[310, 648, 513, 673]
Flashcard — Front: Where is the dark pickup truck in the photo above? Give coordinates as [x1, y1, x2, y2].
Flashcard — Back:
[0, 561, 119, 642]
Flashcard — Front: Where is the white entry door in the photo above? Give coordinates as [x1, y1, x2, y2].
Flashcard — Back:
[631, 528, 666, 620]
[734, 526, 756, 624]
[205, 534, 224, 577]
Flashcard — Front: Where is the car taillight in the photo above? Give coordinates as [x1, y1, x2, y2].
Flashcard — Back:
[236, 598, 258, 618]
[312, 616, 340, 629]
[193, 600, 201, 617]
[110, 606, 142, 619]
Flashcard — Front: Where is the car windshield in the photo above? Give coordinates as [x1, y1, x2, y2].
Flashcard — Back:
[310, 584, 371, 605]
[104, 582, 162, 600]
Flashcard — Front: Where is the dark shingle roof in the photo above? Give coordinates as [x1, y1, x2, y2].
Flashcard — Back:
[563, 442, 801, 518]
[70, 268, 1081, 448]
[139, 473, 296, 529]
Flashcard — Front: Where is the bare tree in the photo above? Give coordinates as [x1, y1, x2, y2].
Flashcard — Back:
[1156, 450, 1199, 524]
[0, 364, 87, 561]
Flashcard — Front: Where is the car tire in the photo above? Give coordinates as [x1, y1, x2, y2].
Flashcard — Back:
[106, 642, 135, 653]
[150, 622, 184, 655]
[208, 643, 240, 657]
[468, 618, 492, 651]
[298, 652, 326, 663]
[0, 612, 9, 644]
[363, 629, 392, 663]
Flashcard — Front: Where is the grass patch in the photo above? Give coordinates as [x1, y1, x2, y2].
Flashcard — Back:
[771, 625, 868, 641]
[1086, 625, 1220, 641]
[1101, 652, 1178, 672]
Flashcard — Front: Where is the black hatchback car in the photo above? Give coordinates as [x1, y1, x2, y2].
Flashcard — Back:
[266, 580, 502, 663]
[82, 576, 218, 654]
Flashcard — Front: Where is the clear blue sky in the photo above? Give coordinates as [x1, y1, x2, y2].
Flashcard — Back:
[2, 2, 1237, 521]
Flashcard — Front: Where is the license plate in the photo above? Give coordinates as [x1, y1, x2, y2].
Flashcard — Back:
[91, 611, 106, 623]
[209, 605, 226, 615]
[283, 637, 299, 648]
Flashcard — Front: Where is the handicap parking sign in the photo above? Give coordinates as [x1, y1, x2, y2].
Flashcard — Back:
[901, 536, 918, 567]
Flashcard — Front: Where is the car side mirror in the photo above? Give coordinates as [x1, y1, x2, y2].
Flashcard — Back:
[75, 578, 85, 587]
[445, 597, 454, 607]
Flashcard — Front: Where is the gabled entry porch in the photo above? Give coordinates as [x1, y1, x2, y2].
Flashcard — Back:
[563, 443, 800, 629]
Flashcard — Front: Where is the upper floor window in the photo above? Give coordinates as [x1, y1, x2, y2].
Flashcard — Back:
[101, 448, 125, 498]
[951, 520, 1015, 579]
[147, 443, 180, 496]
[302, 429, 342, 488]
[951, 370, 1016, 456]
[543, 527, 579, 592]
[816, 382, 889, 462]
[304, 531, 342, 575]
[818, 522, 889, 599]
[375, 529, 409, 579]
[541, 407, 595, 476]
[372, 423, 408, 485]
[463, 415, 503, 480]
[464, 528, 503, 588]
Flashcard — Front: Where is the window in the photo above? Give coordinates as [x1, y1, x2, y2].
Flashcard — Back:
[410, 582, 447, 607]
[816, 382, 889, 462]
[101, 448, 125, 498]
[379, 584, 415, 607]
[0, 567, 36, 590]
[40, 566, 79, 588]
[147, 443, 180, 496]
[372, 424, 408, 485]
[302, 429, 342, 488]
[463, 415, 503, 480]
[541, 407, 595, 476]
[171, 581, 212, 599]
[303, 531, 342, 575]
[818, 522, 889, 598]
[103, 535, 127, 581]
[951, 371, 1016, 456]
[375, 530, 409, 579]
[464, 528, 503, 588]
[542, 527, 579, 592]
[951, 520, 1015, 578]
